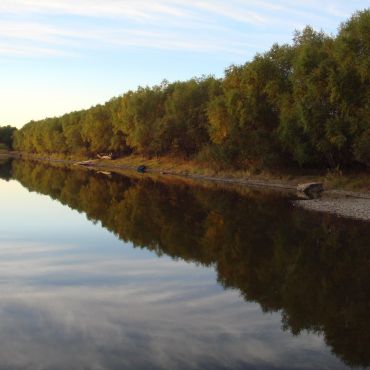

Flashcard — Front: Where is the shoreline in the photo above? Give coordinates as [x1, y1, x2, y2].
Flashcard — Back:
[293, 196, 370, 222]
[2, 152, 370, 222]
[3, 151, 370, 196]
[1, 151, 300, 191]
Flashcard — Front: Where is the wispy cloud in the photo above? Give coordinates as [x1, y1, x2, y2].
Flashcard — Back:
[0, 42, 74, 57]
[0, 0, 191, 21]
[0, 21, 257, 57]
[0, 0, 364, 58]
[0, 235, 336, 370]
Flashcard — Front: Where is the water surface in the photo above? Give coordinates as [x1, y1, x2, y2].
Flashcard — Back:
[0, 159, 369, 370]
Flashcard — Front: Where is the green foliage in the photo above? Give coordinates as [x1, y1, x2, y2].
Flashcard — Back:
[354, 128, 370, 165]
[161, 77, 217, 157]
[332, 10, 370, 167]
[211, 44, 295, 167]
[12, 9, 370, 169]
[81, 105, 114, 154]
[279, 27, 340, 166]
[0, 125, 17, 150]
[114, 85, 168, 155]
[62, 111, 86, 154]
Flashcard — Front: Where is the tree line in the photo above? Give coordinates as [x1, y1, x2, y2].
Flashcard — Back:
[11, 9, 370, 169]
[4, 158, 370, 368]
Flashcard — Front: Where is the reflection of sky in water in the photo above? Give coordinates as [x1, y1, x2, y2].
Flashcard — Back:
[0, 178, 348, 369]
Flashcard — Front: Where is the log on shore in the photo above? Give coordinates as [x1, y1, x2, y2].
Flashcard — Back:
[297, 182, 324, 198]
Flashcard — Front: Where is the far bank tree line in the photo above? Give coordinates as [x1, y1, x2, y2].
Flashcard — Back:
[10, 10, 370, 169]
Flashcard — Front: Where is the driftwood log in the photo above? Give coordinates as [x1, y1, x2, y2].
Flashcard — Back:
[297, 182, 324, 198]
[74, 160, 94, 166]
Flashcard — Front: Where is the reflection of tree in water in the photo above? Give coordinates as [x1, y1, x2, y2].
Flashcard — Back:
[0, 158, 12, 181]
[4, 160, 370, 369]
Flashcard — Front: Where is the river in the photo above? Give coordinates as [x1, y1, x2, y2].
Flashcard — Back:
[0, 158, 368, 370]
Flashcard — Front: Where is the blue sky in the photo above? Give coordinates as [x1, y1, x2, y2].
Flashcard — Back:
[0, 0, 368, 128]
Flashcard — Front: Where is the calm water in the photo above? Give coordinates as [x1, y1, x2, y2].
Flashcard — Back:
[0, 158, 369, 370]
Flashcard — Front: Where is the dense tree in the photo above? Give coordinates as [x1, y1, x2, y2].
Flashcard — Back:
[279, 27, 339, 166]
[160, 77, 217, 157]
[81, 104, 114, 154]
[334, 10, 370, 166]
[11, 9, 370, 170]
[114, 85, 168, 156]
[62, 111, 87, 154]
[207, 44, 294, 168]
[0, 125, 17, 150]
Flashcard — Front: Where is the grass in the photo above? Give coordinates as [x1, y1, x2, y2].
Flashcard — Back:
[94, 154, 370, 193]
[324, 170, 370, 192]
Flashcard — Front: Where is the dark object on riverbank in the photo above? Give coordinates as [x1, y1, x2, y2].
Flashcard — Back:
[297, 182, 324, 199]
[137, 165, 147, 173]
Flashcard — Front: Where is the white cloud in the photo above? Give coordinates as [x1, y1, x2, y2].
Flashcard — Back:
[0, 42, 74, 57]
[0, 236, 339, 370]
[0, 0, 363, 58]
[0, 0, 190, 20]
[0, 18, 260, 58]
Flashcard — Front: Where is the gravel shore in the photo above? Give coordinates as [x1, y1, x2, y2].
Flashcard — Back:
[293, 197, 370, 222]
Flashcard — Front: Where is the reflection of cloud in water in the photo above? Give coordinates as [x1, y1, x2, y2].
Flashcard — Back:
[0, 242, 346, 370]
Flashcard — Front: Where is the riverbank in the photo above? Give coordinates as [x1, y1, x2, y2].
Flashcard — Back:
[2, 151, 370, 221]
[294, 196, 370, 222]
[4, 151, 370, 192]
